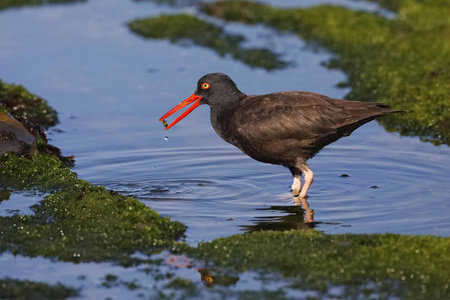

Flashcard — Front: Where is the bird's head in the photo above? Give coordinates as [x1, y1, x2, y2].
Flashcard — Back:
[159, 73, 245, 130]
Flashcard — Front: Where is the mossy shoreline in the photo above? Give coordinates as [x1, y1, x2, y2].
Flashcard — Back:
[0, 152, 187, 263]
[190, 230, 450, 299]
[0, 278, 79, 300]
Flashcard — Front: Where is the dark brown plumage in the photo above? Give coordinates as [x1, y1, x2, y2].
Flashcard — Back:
[160, 73, 398, 197]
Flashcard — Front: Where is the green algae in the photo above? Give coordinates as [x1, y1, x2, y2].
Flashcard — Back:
[0, 153, 186, 263]
[190, 230, 450, 299]
[0, 0, 85, 11]
[128, 14, 287, 70]
[0, 278, 78, 300]
[0, 153, 78, 192]
[0, 79, 73, 165]
[201, 0, 450, 145]
[0, 79, 58, 128]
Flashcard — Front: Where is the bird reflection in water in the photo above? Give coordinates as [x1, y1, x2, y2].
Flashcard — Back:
[241, 197, 318, 233]
[166, 255, 240, 287]
[197, 268, 239, 287]
[293, 195, 315, 223]
[165, 198, 317, 288]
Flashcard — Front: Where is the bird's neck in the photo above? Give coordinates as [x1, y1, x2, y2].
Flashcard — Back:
[209, 92, 246, 144]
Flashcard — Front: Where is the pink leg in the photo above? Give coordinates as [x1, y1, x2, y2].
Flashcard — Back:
[299, 166, 314, 198]
[291, 174, 302, 196]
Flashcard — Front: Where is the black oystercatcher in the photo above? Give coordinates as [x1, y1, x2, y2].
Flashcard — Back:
[160, 73, 398, 198]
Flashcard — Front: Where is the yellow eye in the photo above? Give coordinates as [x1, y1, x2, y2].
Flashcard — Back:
[201, 82, 210, 89]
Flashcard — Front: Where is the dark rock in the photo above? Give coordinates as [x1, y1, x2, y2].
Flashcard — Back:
[0, 112, 37, 157]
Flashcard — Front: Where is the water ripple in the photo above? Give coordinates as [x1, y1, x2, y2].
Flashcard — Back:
[75, 136, 450, 244]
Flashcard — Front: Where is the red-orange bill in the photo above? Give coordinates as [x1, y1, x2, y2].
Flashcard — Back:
[159, 93, 202, 130]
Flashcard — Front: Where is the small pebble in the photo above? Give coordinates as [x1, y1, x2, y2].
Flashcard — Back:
[369, 185, 379, 189]
[161, 119, 169, 128]
[164, 136, 169, 141]
[340, 174, 350, 178]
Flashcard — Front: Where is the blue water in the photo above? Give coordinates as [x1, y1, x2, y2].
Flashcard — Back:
[0, 0, 449, 298]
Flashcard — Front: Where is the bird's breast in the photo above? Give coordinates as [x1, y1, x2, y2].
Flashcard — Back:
[209, 108, 236, 144]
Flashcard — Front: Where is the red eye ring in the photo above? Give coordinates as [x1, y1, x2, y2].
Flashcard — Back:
[201, 82, 210, 89]
[204, 274, 214, 284]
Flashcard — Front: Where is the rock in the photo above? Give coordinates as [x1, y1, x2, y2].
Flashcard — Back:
[0, 112, 37, 156]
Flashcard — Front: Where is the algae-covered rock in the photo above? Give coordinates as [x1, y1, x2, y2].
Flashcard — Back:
[128, 14, 287, 70]
[0, 80, 74, 165]
[0, 153, 79, 191]
[0, 79, 58, 128]
[201, 0, 450, 145]
[0, 278, 79, 300]
[0, 153, 186, 263]
[191, 230, 450, 299]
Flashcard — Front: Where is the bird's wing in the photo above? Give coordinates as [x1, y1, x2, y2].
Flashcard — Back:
[232, 91, 349, 143]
